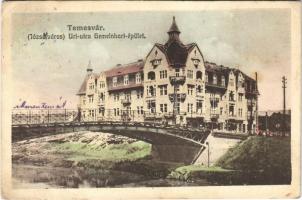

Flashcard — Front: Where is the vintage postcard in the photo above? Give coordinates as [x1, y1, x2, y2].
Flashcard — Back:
[1, 1, 301, 199]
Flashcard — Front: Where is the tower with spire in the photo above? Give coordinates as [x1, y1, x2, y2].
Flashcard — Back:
[165, 16, 188, 68]
[86, 60, 93, 75]
[167, 16, 181, 41]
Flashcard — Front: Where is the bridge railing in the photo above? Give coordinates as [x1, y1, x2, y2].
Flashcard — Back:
[12, 108, 206, 127]
[12, 109, 78, 125]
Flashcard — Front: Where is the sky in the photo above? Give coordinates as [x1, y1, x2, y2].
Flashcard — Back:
[11, 10, 291, 111]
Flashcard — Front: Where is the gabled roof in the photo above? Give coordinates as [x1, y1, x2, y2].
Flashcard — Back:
[77, 73, 99, 95]
[105, 60, 144, 78]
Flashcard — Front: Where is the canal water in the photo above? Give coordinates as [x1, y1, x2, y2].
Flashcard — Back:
[12, 164, 210, 188]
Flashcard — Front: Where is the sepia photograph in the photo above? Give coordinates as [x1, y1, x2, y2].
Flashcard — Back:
[1, 1, 301, 199]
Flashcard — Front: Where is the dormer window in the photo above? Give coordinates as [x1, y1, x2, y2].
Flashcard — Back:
[221, 76, 225, 86]
[136, 73, 141, 84]
[124, 75, 129, 85]
[191, 58, 200, 67]
[151, 59, 161, 68]
[213, 75, 217, 84]
[113, 77, 117, 87]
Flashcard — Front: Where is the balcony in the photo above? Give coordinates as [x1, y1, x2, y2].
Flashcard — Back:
[206, 82, 226, 90]
[168, 93, 186, 102]
[108, 82, 143, 92]
[146, 95, 156, 100]
[169, 76, 186, 85]
[228, 114, 237, 119]
[210, 113, 219, 119]
[121, 99, 131, 105]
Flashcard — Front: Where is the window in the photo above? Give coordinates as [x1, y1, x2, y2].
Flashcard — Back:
[114, 93, 119, 101]
[152, 59, 161, 67]
[99, 93, 105, 102]
[136, 73, 141, 84]
[99, 81, 105, 88]
[210, 95, 219, 111]
[229, 104, 235, 116]
[148, 71, 155, 80]
[220, 107, 223, 115]
[238, 108, 243, 117]
[238, 93, 243, 101]
[196, 71, 202, 80]
[147, 100, 156, 113]
[160, 70, 167, 79]
[148, 86, 156, 96]
[136, 106, 144, 115]
[159, 85, 167, 95]
[213, 75, 217, 84]
[137, 90, 143, 99]
[188, 85, 194, 95]
[187, 70, 193, 79]
[196, 100, 203, 113]
[229, 91, 235, 101]
[82, 98, 86, 105]
[125, 92, 131, 100]
[88, 95, 94, 103]
[160, 104, 167, 113]
[89, 110, 95, 117]
[205, 73, 208, 83]
[196, 85, 203, 94]
[89, 82, 94, 90]
[187, 103, 193, 113]
[192, 59, 200, 66]
[175, 69, 180, 77]
[124, 75, 129, 85]
[113, 77, 117, 87]
[221, 76, 225, 87]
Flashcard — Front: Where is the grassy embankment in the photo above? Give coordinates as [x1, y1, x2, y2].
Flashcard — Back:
[168, 136, 291, 185]
[51, 141, 179, 178]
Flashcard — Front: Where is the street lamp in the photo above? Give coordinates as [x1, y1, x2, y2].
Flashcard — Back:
[206, 141, 210, 167]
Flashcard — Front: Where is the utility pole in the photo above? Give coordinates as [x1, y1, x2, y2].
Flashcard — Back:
[282, 76, 287, 136]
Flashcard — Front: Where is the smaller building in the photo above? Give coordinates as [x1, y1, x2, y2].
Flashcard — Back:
[258, 110, 291, 133]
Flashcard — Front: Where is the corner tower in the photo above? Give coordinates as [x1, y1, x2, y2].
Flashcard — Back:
[165, 17, 188, 68]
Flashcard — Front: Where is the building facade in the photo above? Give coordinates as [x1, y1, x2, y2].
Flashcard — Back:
[77, 17, 259, 134]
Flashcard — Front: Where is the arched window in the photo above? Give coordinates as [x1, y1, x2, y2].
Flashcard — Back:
[149, 86, 155, 96]
[196, 71, 202, 80]
[148, 71, 155, 80]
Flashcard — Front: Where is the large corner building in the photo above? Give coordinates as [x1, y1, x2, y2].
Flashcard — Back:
[77, 17, 259, 134]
